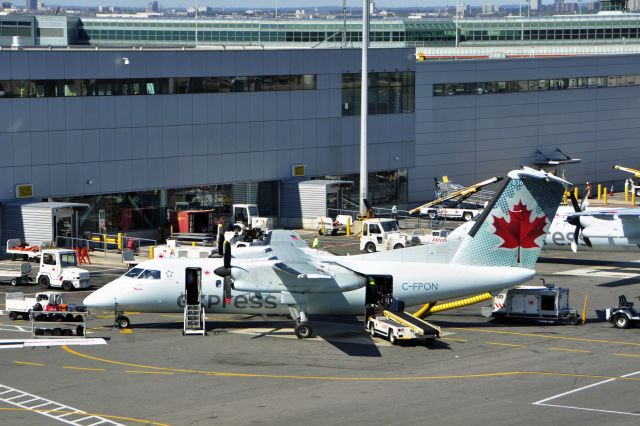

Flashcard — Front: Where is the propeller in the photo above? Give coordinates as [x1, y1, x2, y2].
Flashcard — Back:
[568, 186, 592, 253]
[213, 241, 233, 305]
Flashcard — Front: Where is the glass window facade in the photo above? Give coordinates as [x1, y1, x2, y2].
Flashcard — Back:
[433, 73, 640, 96]
[342, 72, 415, 116]
[0, 74, 316, 99]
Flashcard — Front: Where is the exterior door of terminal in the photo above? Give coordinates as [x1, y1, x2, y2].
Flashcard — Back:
[54, 209, 80, 244]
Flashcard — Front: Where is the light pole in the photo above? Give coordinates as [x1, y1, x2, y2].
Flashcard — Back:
[359, 0, 369, 215]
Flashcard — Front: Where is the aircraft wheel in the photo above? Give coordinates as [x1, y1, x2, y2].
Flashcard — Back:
[364, 242, 376, 253]
[613, 314, 630, 329]
[38, 276, 50, 289]
[294, 323, 313, 339]
[62, 281, 73, 291]
[115, 316, 131, 329]
[393, 243, 404, 250]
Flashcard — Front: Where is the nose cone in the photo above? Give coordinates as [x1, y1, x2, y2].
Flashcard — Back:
[83, 284, 118, 309]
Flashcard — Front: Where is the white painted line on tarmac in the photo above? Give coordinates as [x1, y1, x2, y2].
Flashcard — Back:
[553, 268, 638, 279]
[533, 369, 640, 418]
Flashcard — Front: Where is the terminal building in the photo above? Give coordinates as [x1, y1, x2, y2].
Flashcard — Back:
[1, 12, 640, 240]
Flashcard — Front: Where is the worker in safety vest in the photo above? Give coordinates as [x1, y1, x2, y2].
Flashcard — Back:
[312, 236, 319, 249]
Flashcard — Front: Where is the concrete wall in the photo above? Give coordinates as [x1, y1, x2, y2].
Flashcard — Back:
[0, 47, 415, 202]
[411, 54, 640, 204]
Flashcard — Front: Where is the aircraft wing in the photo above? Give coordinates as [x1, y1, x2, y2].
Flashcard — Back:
[568, 208, 640, 217]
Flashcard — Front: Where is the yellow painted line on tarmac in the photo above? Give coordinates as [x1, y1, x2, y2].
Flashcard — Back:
[125, 370, 175, 375]
[0, 407, 170, 426]
[548, 347, 592, 353]
[451, 327, 640, 346]
[62, 345, 640, 383]
[120, 329, 133, 334]
[615, 353, 640, 358]
[485, 341, 527, 348]
[13, 361, 45, 366]
[62, 366, 107, 372]
[441, 337, 467, 342]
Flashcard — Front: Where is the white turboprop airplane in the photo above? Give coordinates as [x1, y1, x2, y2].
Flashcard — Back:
[543, 205, 640, 252]
[84, 168, 568, 339]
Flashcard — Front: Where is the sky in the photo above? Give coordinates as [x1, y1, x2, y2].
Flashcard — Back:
[46, 1, 520, 9]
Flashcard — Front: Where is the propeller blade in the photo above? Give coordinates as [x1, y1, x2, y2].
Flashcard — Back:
[217, 224, 224, 256]
[223, 240, 231, 269]
[571, 226, 580, 253]
[580, 186, 591, 211]
[583, 236, 593, 248]
[223, 276, 232, 305]
[569, 190, 581, 212]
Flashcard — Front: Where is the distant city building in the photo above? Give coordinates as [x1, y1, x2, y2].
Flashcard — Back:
[530, 0, 539, 11]
[629, 0, 640, 10]
[25, 0, 36, 12]
[1, 2, 12, 9]
[147, 1, 159, 13]
[482, 3, 499, 14]
[370, 0, 375, 15]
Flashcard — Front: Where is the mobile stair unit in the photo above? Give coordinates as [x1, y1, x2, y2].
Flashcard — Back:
[183, 267, 206, 335]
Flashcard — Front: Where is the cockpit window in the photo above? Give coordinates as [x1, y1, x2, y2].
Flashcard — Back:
[124, 268, 143, 278]
[139, 269, 161, 280]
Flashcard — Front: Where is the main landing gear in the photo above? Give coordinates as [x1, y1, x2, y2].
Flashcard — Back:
[288, 303, 313, 339]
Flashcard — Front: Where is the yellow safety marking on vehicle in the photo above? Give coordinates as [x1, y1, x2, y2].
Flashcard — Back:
[13, 361, 45, 366]
[485, 342, 527, 348]
[120, 329, 133, 334]
[451, 327, 640, 346]
[62, 366, 107, 372]
[614, 353, 640, 358]
[125, 370, 175, 375]
[548, 348, 592, 353]
[62, 346, 640, 382]
[0, 407, 170, 426]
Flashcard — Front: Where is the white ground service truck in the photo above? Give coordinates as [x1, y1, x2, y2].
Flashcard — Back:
[37, 250, 90, 291]
[359, 219, 448, 253]
[231, 204, 273, 232]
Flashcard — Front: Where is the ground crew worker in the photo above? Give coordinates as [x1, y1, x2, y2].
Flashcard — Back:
[391, 205, 398, 220]
[312, 236, 319, 249]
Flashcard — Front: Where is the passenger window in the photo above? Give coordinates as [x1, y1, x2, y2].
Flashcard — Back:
[125, 268, 143, 278]
[139, 270, 161, 280]
[43, 254, 56, 265]
[370, 225, 381, 234]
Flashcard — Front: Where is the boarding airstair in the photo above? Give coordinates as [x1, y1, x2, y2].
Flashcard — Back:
[382, 309, 441, 337]
[183, 304, 206, 336]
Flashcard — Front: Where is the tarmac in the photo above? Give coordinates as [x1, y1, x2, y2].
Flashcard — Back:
[0, 217, 639, 425]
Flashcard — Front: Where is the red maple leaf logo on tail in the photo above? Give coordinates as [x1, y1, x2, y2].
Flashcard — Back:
[492, 200, 547, 263]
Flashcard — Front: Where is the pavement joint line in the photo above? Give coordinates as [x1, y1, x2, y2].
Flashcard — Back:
[548, 347, 592, 353]
[451, 327, 640, 346]
[0, 407, 171, 425]
[13, 361, 45, 366]
[485, 341, 527, 348]
[62, 366, 107, 372]
[61, 346, 640, 382]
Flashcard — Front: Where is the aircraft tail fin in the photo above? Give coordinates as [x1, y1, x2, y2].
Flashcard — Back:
[450, 167, 569, 269]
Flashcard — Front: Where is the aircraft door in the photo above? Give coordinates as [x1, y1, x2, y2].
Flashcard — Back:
[185, 268, 202, 306]
[365, 275, 394, 309]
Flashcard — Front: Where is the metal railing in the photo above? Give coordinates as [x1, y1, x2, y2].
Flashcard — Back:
[56, 234, 156, 262]
[326, 208, 447, 231]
